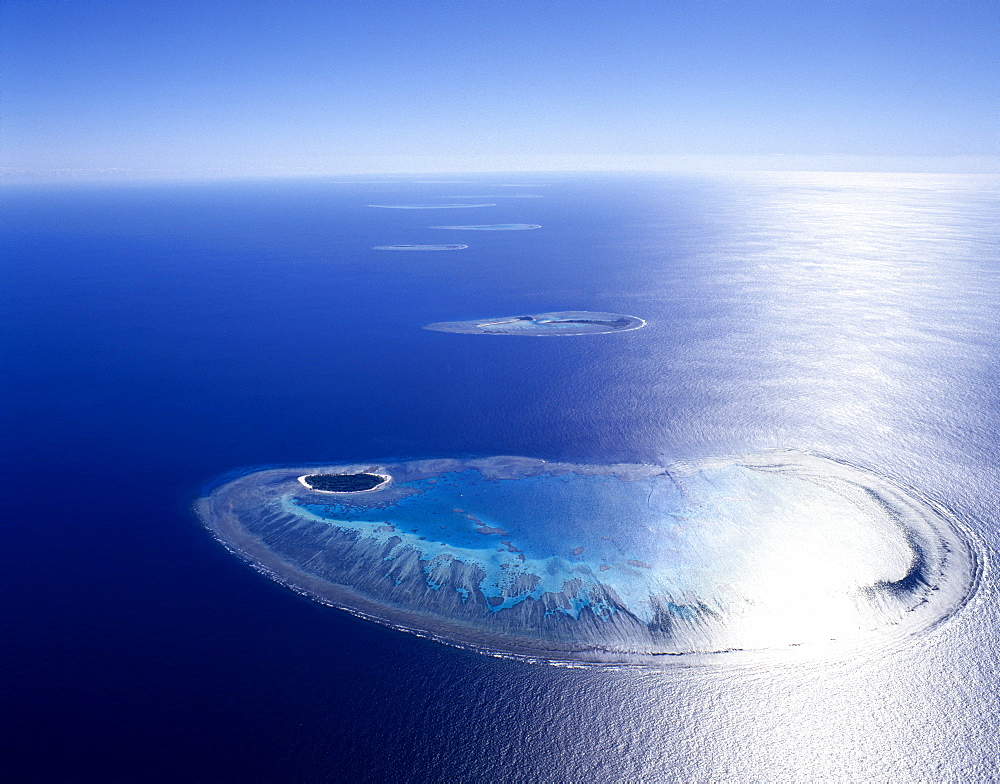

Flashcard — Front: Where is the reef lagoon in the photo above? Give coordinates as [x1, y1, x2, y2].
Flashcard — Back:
[425, 310, 646, 335]
[196, 453, 976, 664]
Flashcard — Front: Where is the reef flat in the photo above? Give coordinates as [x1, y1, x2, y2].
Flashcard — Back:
[373, 244, 468, 251]
[196, 453, 976, 663]
[429, 224, 541, 231]
[424, 311, 646, 336]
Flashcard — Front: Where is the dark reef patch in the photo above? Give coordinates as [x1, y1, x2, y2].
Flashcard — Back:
[299, 473, 389, 493]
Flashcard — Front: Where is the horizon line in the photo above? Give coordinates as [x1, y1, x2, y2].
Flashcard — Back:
[3, 154, 998, 186]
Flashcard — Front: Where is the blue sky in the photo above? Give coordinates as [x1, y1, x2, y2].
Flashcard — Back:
[2, 0, 996, 178]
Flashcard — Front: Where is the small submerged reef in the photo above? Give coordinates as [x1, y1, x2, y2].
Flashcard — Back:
[373, 244, 468, 251]
[196, 453, 976, 664]
[429, 224, 541, 231]
[425, 311, 646, 336]
[367, 203, 496, 210]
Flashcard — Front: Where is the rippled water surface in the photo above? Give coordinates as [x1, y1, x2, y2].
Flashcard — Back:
[4, 173, 999, 780]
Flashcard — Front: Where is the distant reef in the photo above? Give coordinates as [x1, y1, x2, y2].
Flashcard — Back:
[428, 224, 541, 231]
[367, 203, 496, 209]
[424, 311, 646, 336]
[373, 244, 468, 251]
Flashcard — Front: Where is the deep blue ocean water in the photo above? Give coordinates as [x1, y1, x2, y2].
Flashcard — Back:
[3, 173, 1000, 781]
